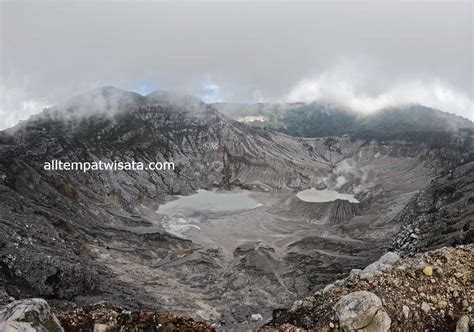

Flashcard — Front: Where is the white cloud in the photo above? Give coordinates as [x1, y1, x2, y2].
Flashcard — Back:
[284, 64, 474, 120]
[0, 83, 51, 130]
[1, 60, 472, 131]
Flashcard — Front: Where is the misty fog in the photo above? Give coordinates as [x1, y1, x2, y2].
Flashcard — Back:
[1, 1, 472, 130]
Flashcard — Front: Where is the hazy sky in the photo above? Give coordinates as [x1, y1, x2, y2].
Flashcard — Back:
[1, 1, 473, 129]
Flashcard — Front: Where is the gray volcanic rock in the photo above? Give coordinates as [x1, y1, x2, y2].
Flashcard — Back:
[261, 245, 473, 331]
[279, 195, 362, 223]
[0, 87, 473, 328]
[359, 252, 400, 279]
[390, 161, 474, 256]
[333, 291, 391, 332]
[0, 298, 63, 332]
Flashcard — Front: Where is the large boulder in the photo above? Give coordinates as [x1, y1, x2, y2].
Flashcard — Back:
[359, 252, 400, 280]
[0, 298, 63, 332]
[333, 291, 391, 331]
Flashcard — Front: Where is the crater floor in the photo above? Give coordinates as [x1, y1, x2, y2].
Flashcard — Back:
[91, 151, 432, 328]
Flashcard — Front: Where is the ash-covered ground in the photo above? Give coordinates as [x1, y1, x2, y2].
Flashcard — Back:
[0, 87, 472, 330]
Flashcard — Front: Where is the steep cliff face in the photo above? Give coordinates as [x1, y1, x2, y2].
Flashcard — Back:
[0, 87, 472, 328]
[390, 161, 474, 256]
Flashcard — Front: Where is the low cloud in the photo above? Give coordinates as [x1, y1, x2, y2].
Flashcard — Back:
[284, 64, 473, 120]
[0, 83, 51, 130]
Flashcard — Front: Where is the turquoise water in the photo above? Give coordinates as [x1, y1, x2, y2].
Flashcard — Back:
[296, 188, 359, 203]
[157, 189, 261, 217]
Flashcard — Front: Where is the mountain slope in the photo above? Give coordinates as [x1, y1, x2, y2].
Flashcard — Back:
[0, 87, 472, 328]
[215, 101, 474, 142]
[391, 161, 474, 256]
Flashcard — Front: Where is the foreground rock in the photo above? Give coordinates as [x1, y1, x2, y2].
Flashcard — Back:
[0, 298, 63, 331]
[0, 299, 215, 332]
[333, 291, 390, 331]
[56, 303, 215, 332]
[261, 244, 473, 331]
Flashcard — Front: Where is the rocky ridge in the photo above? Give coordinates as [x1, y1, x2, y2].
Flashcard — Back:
[261, 244, 473, 331]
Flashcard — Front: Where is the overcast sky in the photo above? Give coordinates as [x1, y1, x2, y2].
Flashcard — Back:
[1, 1, 473, 129]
